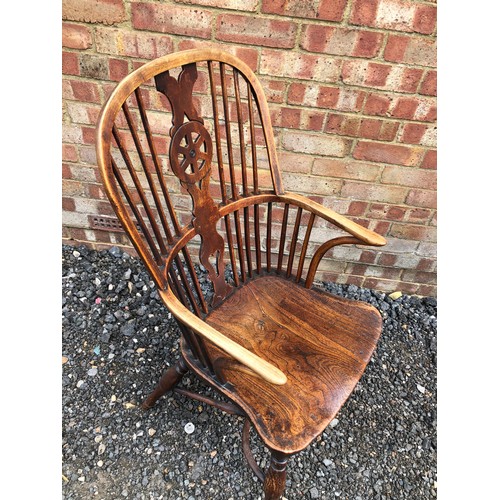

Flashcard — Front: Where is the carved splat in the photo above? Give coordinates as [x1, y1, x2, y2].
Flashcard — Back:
[156, 64, 232, 306]
[155, 63, 203, 135]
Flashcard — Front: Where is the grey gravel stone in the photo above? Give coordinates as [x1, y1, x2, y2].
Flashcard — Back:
[62, 244, 437, 499]
[309, 486, 319, 498]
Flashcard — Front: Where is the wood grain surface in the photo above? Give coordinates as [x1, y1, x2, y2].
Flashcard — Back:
[202, 274, 382, 454]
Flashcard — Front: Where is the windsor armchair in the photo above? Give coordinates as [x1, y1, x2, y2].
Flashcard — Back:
[96, 49, 386, 499]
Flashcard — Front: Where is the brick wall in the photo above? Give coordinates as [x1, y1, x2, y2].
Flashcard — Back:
[62, 0, 437, 297]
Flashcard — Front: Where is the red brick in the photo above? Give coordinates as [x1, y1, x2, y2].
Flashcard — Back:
[347, 201, 368, 216]
[365, 63, 391, 86]
[413, 4, 437, 34]
[260, 78, 287, 103]
[64, 227, 91, 243]
[63, 0, 126, 25]
[422, 105, 437, 122]
[317, 0, 348, 21]
[349, 263, 369, 276]
[360, 118, 389, 141]
[301, 109, 326, 131]
[69, 80, 101, 103]
[62, 164, 72, 180]
[62, 23, 92, 49]
[399, 67, 424, 93]
[342, 116, 360, 137]
[391, 97, 419, 119]
[343, 275, 365, 287]
[176, 0, 258, 10]
[324, 113, 342, 134]
[286, 83, 305, 106]
[388, 206, 406, 220]
[360, 250, 377, 264]
[406, 189, 436, 209]
[317, 87, 341, 108]
[109, 58, 129, 81]
[421, 150, 437, 169]
[301, 25, 356, 56]
[82, 126, 96, 145]
[63, 144, 78, 162]
[62, 51, 79, 76]
[373, 220, 390, 235]
[270, 107, 301, 129]
[132, 3, 212, 39]
[62, 197, 76, 212]
[416, 257, 435, 272]
[354, 30, 384, 58]
[366, 203, 405, 221]
[353, 141, 423, 166]
[262, 0, 347, 21]
[420, 70, 437, 96]
[288, 83, 365, 111]
[384, 35, 409, 62]
[381, 165, 436, 189]
[216, 14, 297, 48]
[407, 208, 432, 224]
[363, 93, 392, 116]
[301, 26, 382, 58]
[380, 121, 399, 141]
[378, 253, 397, 266]
[416, 284, 436, 297]
[350, 0, 379, 26]
[325, 114, 397, 142]
[400, 123, 427, 144]
[387, 35, 436, 67]
[350, 217, 371, 230]
[87, 184, 106, 200]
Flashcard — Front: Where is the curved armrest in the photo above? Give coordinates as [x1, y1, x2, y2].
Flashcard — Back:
[158, 288, 288, 386]
[281, 192, 387, 247]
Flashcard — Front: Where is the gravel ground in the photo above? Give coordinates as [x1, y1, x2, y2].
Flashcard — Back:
[62, 244, 437, 500]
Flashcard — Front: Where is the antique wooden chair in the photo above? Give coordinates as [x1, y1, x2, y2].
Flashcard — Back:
[95, 49, 386, 499]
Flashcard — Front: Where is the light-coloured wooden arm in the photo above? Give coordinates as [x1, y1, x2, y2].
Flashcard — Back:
[281, 192, 387, 247]
[158, 288, 288, 386]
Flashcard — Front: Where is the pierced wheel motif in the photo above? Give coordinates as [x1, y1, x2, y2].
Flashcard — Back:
[170, 121, 213, 183]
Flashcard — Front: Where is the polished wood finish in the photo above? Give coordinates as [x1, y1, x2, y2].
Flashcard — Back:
[203, 275, 382, 453]
[95, 48, 387, 499]
[263, 451, 290, 500]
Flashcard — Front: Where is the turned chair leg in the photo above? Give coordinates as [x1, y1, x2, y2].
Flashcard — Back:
[141, 358, 188, 410]
[263, 450, 289, 500]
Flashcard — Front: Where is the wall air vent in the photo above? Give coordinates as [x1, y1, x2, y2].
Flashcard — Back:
[90, 216, 143, 233]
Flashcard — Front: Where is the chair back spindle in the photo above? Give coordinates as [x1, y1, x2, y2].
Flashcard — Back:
[96, 49, 379, 376]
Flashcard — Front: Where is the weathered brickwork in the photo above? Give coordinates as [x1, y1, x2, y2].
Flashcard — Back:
[62, 0, 437, 296]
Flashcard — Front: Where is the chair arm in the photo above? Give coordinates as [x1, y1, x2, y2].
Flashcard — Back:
[159, 288, 288, 386]
[281, 192, 387, 247]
